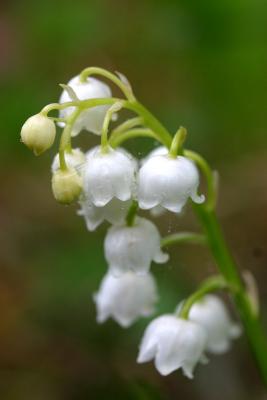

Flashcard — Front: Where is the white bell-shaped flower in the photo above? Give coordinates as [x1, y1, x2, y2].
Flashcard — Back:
[138, 154, 205, 213]
[141, 147, 168, 217]
[78, 198, 131, 231]
[137, 315, 207, 378]
[83, 146, 137, 207]
[58, 75, 112, 136]
[51, 148, 85, 173]
[140, 146, 168, 166]
[104, 217, 169, 276]
[184, 295, 242, 354]
[94, 271, 158, 327]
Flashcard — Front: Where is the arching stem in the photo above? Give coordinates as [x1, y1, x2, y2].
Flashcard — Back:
[161, 232, 206, 248]
[109, 128, 159, 148]
[79, 67, 135, 101]
[179, 275, 230, 319]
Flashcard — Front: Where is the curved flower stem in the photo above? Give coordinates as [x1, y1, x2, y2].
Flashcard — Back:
[101, 102, 123, 151]
[45, 99, 120, 170]
[49, 117, 66, 123]
[161, 232, 206, 248]
[109, 128, 159, 148]
[179, 275, 230, 319]
[79, 67, 135, 101]
[194, 204, 267, 385]
[41, 98, 172, 148]
[59, 108, 82, 170]
[41, 98, 120, 116]
[111, 117, 144, 135]
[169, 127, 187, 158]
[126, 100, 172, 149]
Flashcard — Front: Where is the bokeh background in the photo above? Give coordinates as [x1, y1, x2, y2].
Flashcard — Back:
[1, 0, 267, 399]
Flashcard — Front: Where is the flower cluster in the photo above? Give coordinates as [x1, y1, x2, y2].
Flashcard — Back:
[138, 295, 241, 377]
[20, 67, 242, 380]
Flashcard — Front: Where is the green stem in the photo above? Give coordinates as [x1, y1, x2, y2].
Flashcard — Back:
[126, 100, 172, 149]
[126, 200, 138, 226]
[194, 204, 267, 385]
[41, 99, 172, 148]
[161, 232, 206, 248]
[79, 66, 135, 100]
[101, 102, 123, 151]
[179, 275, 229, 319]
[111, 117, 144, 134]
[59, 108, 82, 170]
[169, 127, 187, 158]
[109, 128, 159, 148]
[41, 98, 120, 115]
[42, 97, 172, 169]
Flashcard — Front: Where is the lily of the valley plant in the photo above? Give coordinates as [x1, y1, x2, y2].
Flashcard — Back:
[21, 67, 267, 383]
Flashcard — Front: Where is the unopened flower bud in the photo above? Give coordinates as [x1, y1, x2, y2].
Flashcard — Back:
[52, 168, 82, 204]
[20, 113, 56, 155]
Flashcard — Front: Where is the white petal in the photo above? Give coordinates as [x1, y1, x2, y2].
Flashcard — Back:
[153, 249, 169, 264]
[155, 338, 183, 376]
[83, 146, 136, 207]
[137, 315, 207, 377]
[77, 200, 104, 231]
[104, 217, 168, 275]
[137, 315, 175, 364]
[78, 198, 131, 231]
[58, 75, 112, 136]
[94, 271, 158, 327]
[150, 205, 166, 217]
[190, 191, 205, 204]
[137, 340, 158, 363]
[140, 146, 168, 166]
[181, 362, 194, 379]
[103, 199, 131, 225]
[138, 155, 204, 213]
[185, 295, 242, 355]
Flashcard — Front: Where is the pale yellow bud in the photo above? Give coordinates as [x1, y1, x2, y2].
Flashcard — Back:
[52, 168, 82, 204]
[20, 113, 56, 155]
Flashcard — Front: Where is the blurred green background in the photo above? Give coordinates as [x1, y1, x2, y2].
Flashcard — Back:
[1, 0, 267, 399]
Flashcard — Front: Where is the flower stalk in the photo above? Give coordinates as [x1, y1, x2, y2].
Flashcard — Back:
[179, 275, 230, 319]
[161, 232, 206, 248]
[21, 66, 267, 385]
[126, 200, 139, 227]
[194, 204, 267, 385]
[169, 126, 187, 158]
